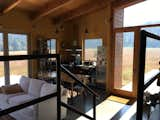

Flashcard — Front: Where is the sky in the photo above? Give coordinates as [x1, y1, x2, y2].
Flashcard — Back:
[124, 0, 160, 27]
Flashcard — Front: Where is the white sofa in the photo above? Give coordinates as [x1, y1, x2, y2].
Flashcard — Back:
[0, 76, 67, 120]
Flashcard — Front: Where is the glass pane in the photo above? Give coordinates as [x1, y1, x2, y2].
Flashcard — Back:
[114, 32, 134, 91]
[0, 33, 4, 86]
[124, 0, 160, 27]
[8, 33, 28, 83]
[84, 39, 102, 61]
[142, 27, 160, 74]
[47, 39, 56, 54]
[145, 37, 160, 73]
[8, 33, 27, 55]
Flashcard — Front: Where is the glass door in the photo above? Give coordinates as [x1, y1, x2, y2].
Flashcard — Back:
[114, 31, 135, 94]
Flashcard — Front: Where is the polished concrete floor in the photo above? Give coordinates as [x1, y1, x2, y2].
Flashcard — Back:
[65, 87, 160, 120]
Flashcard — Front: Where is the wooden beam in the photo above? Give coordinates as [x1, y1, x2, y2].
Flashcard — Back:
[2, 0, 22, 14]
[60, 0, 109, 22]
[34, 0, 73, 21]
[112, 0, 145, 9]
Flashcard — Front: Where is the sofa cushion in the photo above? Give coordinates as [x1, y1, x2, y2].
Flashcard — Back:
[1, 84, 23, 94]
[8, 94, 35, 105]
[40, 83, 57, 97]
[28, 79, 46, 97]
[20, 76, 30, 93]
[0, 92, 25, 110]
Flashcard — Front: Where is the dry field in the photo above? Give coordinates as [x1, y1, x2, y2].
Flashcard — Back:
[0, 51, 28, 77]
[122, 48, 160, 86]
[85, 49, 97, 61]
[0, 49, 159, 87]
[86, 48, 160, 87]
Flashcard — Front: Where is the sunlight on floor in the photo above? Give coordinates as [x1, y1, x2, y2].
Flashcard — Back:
[76, 96, 129, 120]
[119, 102, 137, 120]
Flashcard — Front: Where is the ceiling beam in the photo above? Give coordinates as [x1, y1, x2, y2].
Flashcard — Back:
[2, 0, 22, 14]
[59, 0, 109, 22]
[112, 0, 145, 9]
[33, 0, 73, 21]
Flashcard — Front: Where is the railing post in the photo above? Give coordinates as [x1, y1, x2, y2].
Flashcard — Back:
[136, 31, 146, 120]
[57, 54, 61, 120]
[93, 95, 96, 120]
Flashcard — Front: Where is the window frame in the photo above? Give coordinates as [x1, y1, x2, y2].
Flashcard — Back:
[0, 32, 29, 85]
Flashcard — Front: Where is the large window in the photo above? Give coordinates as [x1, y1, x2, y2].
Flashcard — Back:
[84, 39, 102, 61]
[0, 33, 28, 86]
[124, 0, 160, 27]
[8, 33, 28, 82]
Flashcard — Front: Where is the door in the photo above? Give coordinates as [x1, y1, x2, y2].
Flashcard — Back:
[113, 30, 138, 97]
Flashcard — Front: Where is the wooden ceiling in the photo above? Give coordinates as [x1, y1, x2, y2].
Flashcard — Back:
[0, 0, 123, 22]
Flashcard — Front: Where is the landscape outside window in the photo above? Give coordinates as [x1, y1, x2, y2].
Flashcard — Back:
[84, 39, 102, 61]
[124, 1, 160, 73]
[114, 0, 160, 90]
[124, 0, 160, 27]
[114, 32, 134, 91]
[8, 33, 28, 84]
[142, 27, 160, 73]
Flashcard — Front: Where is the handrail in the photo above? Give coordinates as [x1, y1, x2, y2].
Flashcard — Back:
[60, 64, 99, 97]
[144, 70, 160, 90]
[0, 54, 61, 120]
[136, 30, 160, 120]
[142, 30, 160, 41]
[60, 64, 97, 120]
[0, 54, 58, 61]
[61, 102, 94, 120]
[0, 54, 97, 120]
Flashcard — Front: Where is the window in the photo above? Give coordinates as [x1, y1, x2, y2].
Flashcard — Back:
[8, 33, 28, 84]
[84, 39, 102, 61]
[124, 0, 160, 27]
[0, 33, 4, 86]
[47, 39, 56, 54]
[142, 27, 160, 73]
[114, 32, 134, 91]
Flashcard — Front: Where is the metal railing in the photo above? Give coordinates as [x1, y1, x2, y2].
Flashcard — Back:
[136, 30, 160, 120]
[0, 54, 97, 120]
[61, 65, 98, 120]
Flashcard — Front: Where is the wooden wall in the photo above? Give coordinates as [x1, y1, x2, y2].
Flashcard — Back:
[0, 10, 63, 77]
[62, 3, 113, 93]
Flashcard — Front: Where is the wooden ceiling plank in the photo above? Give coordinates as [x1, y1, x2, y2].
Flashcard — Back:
[34, 0, 73, 21]
[61, 0, 109, 22]
[2, 0, 22, 14]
